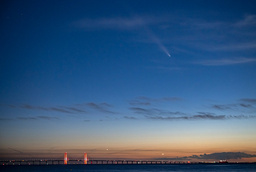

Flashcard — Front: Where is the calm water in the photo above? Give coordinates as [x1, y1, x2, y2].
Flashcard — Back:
[1, 164, 256, 172]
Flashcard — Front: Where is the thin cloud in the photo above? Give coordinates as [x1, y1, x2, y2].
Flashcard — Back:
[129, 96, 181, 106]
[192, 114, 226, 120]
[17, 117, 37, 120]
[124, 116, 137, 120]
[190, 40, 256, 52]
[129, 106, 246, 121]
[22, 104, 48, 111]
[212, 104, 231, 110]
[132, 109, 255, 121]
[227, 115, 256, 119]
[86, 102, 116, 114]
[129, 101, 151, 106]
[37, 116, 59, 120]
[209, 43, 256, 51]
[48, 107, 72, 113]
[7, 102, 116, 115]
[16, 116, 59, 120]
[129, 97, 152, 106]
[240, 98, 256, 104]
[130, 106, 186, 117]
[194, 57, 256, 66]
[64, 107, 87, 113]
[21, 104, 73, 114]
[10, 104, 87, 114]
[239, 104, 252, 108]
[175, 15, 256, 56]
[197, 112, 216, 116]
[73, 16, 159, 30]
[212, 102, 255, 111]
[183, 14, 256, 34]
[130, 107, 152, 114]
[147, 114, 226, 120]
[235, 15, 256, 27]
[130, 107, 162, 115]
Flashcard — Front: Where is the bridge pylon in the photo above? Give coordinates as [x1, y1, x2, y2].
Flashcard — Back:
[84, 153, 88, 164]
[64, 152, 68, 165]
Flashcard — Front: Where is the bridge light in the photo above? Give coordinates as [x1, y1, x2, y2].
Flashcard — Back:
[64, 152, 68, 165]
[84, 153, 88, 164]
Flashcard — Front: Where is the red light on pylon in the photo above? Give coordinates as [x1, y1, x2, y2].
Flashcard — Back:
[64, 152, 68, 165]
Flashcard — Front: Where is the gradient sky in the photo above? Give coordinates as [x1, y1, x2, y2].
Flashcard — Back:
[1, 0, 256, 161]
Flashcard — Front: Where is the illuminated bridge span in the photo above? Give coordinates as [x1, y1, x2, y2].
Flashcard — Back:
[0, 153, 194, 165]
[0, 159, 192, 166]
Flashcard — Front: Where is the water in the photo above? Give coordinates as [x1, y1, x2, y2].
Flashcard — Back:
[1, 164, 256, 172]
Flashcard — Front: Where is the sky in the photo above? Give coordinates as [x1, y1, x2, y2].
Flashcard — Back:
[0, 0, 256, 162]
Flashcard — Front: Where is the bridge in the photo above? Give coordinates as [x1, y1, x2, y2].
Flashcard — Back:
[0, 152, 193, 165]
[0, 159, 191, 165]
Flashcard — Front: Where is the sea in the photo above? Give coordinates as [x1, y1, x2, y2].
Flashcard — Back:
[1, 164, 256, 172]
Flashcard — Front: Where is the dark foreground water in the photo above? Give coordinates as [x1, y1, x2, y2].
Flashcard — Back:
[1, 164, 256, 172]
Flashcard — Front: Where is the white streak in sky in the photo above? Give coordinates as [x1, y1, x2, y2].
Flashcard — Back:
[74, 16, 171, 57]
[146, 29, 171, 57]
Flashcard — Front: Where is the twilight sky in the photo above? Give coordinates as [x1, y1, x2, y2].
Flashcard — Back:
[1, 0, 256, 161]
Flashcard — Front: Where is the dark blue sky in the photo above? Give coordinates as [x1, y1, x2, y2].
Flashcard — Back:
[0, 0, 256, 160]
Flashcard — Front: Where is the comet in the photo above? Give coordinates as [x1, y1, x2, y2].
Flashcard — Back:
[146, 29, 171, 57]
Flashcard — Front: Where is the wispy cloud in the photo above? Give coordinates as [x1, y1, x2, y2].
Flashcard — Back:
[207, 43, 256, 52]
[0, 116, 59, 121]
[174, 15, 256, 64]
[212, 100, 255, 111]
[7, 102, 116, 115]
[227, 115, 256, 119]
[86, 102, 116, 114]
[130, 107, 185, 116]
[16, 116, 59, 120]
[194, 57, 256, 66]
[17, 117, 37, 120]
[235, 15, 256, 27]
[147, 114, 226, 120]
[73, 16, 160, 30]
[130, 107, 157, 115]
[184, 14, 256, 30]
[20, 104, 77, 114]
[37, 116, 59, 120]
[124, 116, 137, 120]
[240, 98, 256, 104]
[212, 104, 232, 110]
[129, 96, 181, 106]
[129, 105, 255, 121]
